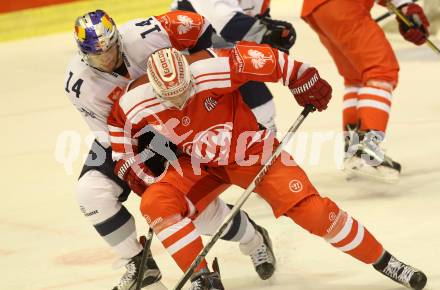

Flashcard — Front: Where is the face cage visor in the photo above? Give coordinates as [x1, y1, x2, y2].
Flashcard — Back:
[80, 35, 123, 73]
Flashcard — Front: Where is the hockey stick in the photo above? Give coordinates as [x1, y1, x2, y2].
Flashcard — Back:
[135, 228, 154, 290]
[173, 104, 315, 290]
[386, 1, 440, 55]
[374, 0, 419, 23]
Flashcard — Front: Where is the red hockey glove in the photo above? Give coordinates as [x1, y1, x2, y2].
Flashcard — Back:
[289, 67, 332, 111]
[114, 157, 153, 196]
[397, 3, 430, 45]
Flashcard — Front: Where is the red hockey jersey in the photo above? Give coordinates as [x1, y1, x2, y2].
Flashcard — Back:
[108, 42, 303, 180]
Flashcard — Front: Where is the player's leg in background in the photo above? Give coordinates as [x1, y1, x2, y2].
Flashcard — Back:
[239, 81, 277, 132]
[304, 12, 362, 133]
[304, 10, 363, 176]
[220, 150, 427, 289]
[305, 0, 401, 182]
[76, 141, 163, 290]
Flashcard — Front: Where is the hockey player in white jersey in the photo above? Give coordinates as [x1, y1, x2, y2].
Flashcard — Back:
[173, 0, 296, 132]
[65, 10, 275, 290]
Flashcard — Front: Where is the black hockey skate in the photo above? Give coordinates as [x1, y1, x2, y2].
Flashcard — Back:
[343, 124, 358, 154]
[343, 129, 401, 183]
[112, 249, 164, 290]
[190, 261, 224, 290]
[241, 222, 276, 280]
[373, 251, 427, 290]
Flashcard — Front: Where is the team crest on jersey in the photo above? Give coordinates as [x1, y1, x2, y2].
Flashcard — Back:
[158, 12, 203, 42]
[248, 49, 273, 69]
[176, 15, 196, 35]
[234, 44, 275, 75]
[107, 86, 124, 102]
[204, 97, 217, 111]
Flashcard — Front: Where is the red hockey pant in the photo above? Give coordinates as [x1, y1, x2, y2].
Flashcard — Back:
[140, 149, 383, 272]
[304, 0, 400, 132]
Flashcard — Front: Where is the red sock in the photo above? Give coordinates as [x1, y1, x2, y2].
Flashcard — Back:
[286, 195, 383, 264]
[357, 86, 392, 132]
[342, 86, 360, 129]
[156, 217, 207, 272]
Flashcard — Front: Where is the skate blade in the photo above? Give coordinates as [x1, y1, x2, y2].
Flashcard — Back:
[343, 157, 400, 184]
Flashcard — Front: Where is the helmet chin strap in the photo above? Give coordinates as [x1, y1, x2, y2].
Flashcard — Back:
[112, 46, 124, 72]
[113, 35, 124, 71]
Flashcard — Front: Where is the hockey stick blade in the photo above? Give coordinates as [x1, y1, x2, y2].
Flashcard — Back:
[135, 228, 154, 290]
[172, 105, 315, 290]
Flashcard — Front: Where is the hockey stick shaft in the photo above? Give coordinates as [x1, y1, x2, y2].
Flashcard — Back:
[386, 2, 440, 55]
[135, 228, 154, 290]
[374, 0, 419, 23]
[173, 105, 315, 290]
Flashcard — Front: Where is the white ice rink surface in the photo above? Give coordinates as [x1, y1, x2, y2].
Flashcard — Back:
[1, 1, 439, 289]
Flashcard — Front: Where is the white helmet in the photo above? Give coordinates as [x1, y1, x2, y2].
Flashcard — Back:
[146, 47, 194, 110]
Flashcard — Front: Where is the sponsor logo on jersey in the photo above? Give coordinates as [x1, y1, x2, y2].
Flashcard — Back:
[204, 97, 217, 111]
[110, 71, 119, 78]
[80, 206, 99, 217]
[79, 107, 97, 119]
[329, 212, 337, 222]
[288, 179, 303, 192]
[326, 211, 344, 235]
[182, 116, 191, 126]
[182, 123, 233, 163]
[143, 215, 163, 228]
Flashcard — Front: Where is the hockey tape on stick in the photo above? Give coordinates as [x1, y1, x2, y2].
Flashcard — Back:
[172, 104, 316, 290]
[135, 228, 154, 290]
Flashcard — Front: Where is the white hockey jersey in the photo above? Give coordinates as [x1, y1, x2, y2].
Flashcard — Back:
[172, 0, 270, 37]
[64, 11, 211, 147]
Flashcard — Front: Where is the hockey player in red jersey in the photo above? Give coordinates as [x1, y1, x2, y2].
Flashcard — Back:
[108, 43, 427, 289]
[301, 0, 430, 182]
[67, 10, 276, 289]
